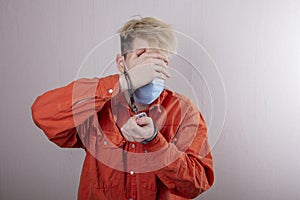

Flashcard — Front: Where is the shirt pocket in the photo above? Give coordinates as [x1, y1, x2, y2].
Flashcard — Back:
[139, 172, 158, 192]
[96, 164, 123, 190]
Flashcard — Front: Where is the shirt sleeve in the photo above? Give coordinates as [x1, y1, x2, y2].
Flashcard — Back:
[31, 74, 119, 148]
[153, 102, 215, 199]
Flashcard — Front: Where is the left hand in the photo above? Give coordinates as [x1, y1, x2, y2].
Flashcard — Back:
[121, 116, 155, 142]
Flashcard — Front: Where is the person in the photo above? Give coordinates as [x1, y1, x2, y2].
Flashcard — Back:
[31, 17, 214, 200]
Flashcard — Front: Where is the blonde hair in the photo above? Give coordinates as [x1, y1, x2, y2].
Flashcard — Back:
[118, 17, 177, 55]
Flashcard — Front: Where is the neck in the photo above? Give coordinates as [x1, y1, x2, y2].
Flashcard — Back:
[123, 91, 149, 112]
[135, 102, 149, 112]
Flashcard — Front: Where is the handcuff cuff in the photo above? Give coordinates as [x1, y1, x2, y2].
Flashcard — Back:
[123, 69, 158, 144]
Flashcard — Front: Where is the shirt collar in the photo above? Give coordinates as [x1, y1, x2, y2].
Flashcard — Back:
[112, 89, 168, 114]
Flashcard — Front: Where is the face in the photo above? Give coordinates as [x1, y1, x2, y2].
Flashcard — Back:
[116, 37, 170, 72]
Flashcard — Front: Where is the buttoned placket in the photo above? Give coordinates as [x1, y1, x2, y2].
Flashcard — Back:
[126, 141, 138, 200]
[114, 96, 160, 200]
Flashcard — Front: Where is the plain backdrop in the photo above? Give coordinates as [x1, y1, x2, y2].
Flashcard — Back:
[1, 0, 300, 199]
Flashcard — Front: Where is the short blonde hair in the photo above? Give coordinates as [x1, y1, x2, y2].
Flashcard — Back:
[118, 17, 177, 55]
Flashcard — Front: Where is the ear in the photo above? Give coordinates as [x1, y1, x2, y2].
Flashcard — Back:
[116, 54, 125, 73]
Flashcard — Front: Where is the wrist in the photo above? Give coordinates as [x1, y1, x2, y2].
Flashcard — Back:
[141, 122, 158, 144]
[119, 74, 127, 92]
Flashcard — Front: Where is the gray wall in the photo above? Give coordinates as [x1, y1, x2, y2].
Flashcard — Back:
[1, 0, 300, 199]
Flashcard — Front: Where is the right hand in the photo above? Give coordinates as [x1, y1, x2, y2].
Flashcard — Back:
[121, 115, 155, 142]
[119, 49, 171, 91]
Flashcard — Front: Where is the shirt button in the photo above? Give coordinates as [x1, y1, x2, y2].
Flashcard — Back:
[144, 150, 148, 153]
[108, 89, 113, 94]
[103, 141, 107, 145]
[131, 143, 135, 148]
[129, 198, 133, 200]
[130, 170, 134, 175]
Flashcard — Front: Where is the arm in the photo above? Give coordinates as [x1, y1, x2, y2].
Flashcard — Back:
[144, 103, 214, 198]
[31, 75, 119, 148]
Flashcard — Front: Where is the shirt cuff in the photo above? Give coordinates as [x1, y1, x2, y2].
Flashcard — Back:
[96, 74, 120, 99]
[142, 132, 168, 152]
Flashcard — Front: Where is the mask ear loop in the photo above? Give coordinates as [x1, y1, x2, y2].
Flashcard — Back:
[122, 57, 138, 114]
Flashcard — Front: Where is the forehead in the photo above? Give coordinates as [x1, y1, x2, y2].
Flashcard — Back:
[132, 37, 170, 58]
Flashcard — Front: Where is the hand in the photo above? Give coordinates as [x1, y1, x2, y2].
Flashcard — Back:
[119, 49, 171, 91]
[121, 115, 155, 142]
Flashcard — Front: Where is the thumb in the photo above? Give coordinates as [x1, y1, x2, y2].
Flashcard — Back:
[136, 116, 151, 126]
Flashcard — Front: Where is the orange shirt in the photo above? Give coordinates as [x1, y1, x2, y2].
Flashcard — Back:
[31, 74, 214, 200]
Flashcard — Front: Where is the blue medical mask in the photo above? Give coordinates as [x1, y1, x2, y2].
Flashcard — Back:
[133, 78, 164, 105]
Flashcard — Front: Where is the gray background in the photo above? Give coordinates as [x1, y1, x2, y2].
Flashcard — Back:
[1, 0, 300, 199]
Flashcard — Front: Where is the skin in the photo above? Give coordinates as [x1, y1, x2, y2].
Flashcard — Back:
[115, 37, 171, 142]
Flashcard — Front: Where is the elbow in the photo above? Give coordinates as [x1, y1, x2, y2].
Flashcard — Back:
[174, 176, 215, 199]
[197, 154, 215, 191]
[202, 166, 215, 191]
[188, 165, 215, 198]
[184, 180, 214, 199]
[193, 179, 215, 198]
[31, 96, 51, 133]
[31, 97, 45, 129]
[174, 187, 205, 199]
[31, 99, 41, 127]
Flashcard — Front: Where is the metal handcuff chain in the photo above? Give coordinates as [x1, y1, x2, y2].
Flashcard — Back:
[122, 68, 158, 144]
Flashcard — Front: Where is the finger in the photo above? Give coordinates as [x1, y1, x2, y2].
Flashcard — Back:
[129, 53, 168, 70]
[121, 126, 136, 142]
[127, 135, 136, 142]
[153, 65, 171, 78]
[120, 127, 130, 140]
[124, 49, 144, 65]
[154, 72, 169, 80]
[129, 58, 168, 77]
[147, 58, 168, 68]
[136, 116, 152, 126]
[139, 52, 168, 62]
[135, 48, 146, 57]
[121, 117, 136, 132]
[129, 116, 144, 131]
